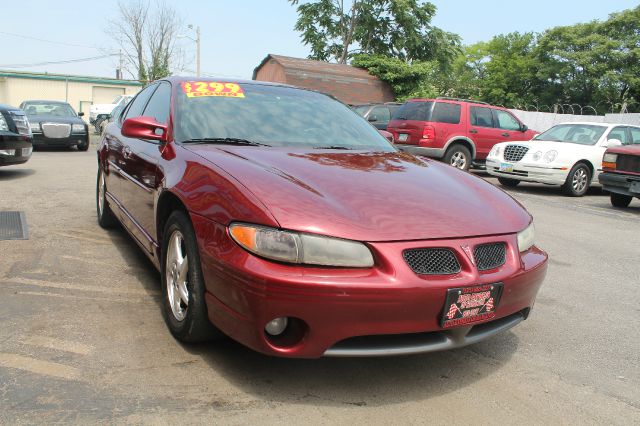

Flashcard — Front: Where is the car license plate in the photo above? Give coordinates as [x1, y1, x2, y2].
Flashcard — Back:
[441, 283, 503, 328]
[22, 147, 32, 156]
[398, 133, 408, 142]
[499, 163, 513, 172]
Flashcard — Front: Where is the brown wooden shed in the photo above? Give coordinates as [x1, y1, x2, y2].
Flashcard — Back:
[252, 54, 395, 105]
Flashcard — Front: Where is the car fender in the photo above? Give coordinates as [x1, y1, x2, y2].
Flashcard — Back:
[443, 136, 477, 158]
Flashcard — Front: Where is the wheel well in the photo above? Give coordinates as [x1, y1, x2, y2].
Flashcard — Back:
[574, 160, 595, 177]
[156, 192, 188, 245]
[446, 140, 475, 159]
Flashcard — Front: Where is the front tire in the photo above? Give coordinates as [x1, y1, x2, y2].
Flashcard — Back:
[444, 144, 471, 171]
[96, 168, 117, 228]
[77, 139, 89, 151]
[610, 192, 632, 208]
[498, 177, 520, 188]
[161, 210, 218, 343]
[562, 163, 591, 197]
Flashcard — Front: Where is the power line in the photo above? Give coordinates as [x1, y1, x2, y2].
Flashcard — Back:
[0, 54, 119, 69]
[0, 31, 100, 49]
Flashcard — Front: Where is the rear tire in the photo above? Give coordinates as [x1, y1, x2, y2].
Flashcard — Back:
[610, 192, 632, 208]
[498, 177, 520, 188]
[561, 163, 591, 197]
[96, 168, 117, 229]
[161, 210, 218, 343]
[444, 144, 471, 171]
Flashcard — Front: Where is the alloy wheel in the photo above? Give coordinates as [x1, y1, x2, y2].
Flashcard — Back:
[450, 152, 467, 169]
[572, 168, 588, 194]
[165, 230, 189, 321]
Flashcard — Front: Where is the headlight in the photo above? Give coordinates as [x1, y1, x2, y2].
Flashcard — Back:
[517, 222, 535, 252]
[229, 223, 374, 267]
[532, 151, 542, 161]
[30, 122, 41, 132]
[0, 114, 8, 132]
[543, 150, 557, 163]
[0, 149, 16, 156]
[603, 153, 617, 163]
[72, 124, 86, 133]
[489, 146, 501, 157]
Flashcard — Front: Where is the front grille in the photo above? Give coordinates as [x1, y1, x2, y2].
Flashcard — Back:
[474, 243, 506, 271]
[41, 122, 71, 138]
[617, 155, 640, 173]
[403, 248, 461, 275]
[504, 145, 529, 162]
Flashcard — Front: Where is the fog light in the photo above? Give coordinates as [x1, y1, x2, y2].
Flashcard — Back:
[265, 317, 288, 336]
[0, 149, 16, 156]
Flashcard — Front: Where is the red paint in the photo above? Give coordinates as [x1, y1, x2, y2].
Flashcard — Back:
[99, 76, 548, 358]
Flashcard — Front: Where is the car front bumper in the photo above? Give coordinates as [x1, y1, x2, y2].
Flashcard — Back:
[32, 133, 88, 147]
[192, 215, 548, 358]
[598, 171, 640, 197]
[486, 159, 571, 185]
[0, 137, 32, 166]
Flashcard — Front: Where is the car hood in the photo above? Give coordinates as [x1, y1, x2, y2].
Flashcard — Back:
[496, 139, 601, 158]
[606, 144, 640, 156]
[27, 115, 85, 125]
[184, 146, 531, 242]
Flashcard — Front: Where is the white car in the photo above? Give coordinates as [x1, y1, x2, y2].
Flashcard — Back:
[89, 95, 133, 132]
[486, 122, 640, 196]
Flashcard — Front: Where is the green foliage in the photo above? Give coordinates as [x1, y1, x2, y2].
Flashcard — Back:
[289, 0, 460, 67]
[351, 54, 438, 101]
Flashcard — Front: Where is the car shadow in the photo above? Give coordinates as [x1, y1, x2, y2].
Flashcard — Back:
[0, 168, 36, 181]
[179, 324, 519, 407]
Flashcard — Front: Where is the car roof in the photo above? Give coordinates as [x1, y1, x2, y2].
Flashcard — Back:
[0, 103, 20, 111]
[556, 121, 639, 128]
[22, 100, 72, 105]
[160, 76, 293, 89]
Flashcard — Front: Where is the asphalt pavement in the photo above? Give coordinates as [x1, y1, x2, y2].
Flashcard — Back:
[0, 139, 638, 424]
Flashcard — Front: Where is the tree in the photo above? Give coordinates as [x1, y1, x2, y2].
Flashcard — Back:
[289, 0, 460, 67]
[107, 0, 183, 81]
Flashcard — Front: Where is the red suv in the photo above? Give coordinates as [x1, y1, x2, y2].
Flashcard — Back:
[387, 98, 537, 170]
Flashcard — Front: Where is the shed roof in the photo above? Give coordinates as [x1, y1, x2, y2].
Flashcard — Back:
[252, 54, 378, 81]
[0, 70, 144, 86]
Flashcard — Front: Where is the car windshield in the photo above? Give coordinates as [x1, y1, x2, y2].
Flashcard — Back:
[111, 95, 124, 104]
[175, 83, 394, 151]
[23, 102, 76, 117]
[533, 124, 606, 145]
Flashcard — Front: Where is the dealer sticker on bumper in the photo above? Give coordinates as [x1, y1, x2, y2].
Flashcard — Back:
[499, 163, 513, 172]
[441, 284, 503, 328]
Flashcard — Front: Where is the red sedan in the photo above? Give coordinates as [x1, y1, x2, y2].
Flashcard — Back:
[97, 77, 547, 358]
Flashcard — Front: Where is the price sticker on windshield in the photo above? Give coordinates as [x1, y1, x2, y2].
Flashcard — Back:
[181, 81, 245, 98]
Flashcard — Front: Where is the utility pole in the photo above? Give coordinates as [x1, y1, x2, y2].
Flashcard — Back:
[193, 26, 201, 77]
[117, 50, 123, 79]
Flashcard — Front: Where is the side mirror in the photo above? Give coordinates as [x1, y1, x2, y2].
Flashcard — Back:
[607, 139, 622, 148]
[368, 115, 378, 122]
[520, 124, 528, 132]
[78, 111, 85, 117]
[122, 116, 168, 142]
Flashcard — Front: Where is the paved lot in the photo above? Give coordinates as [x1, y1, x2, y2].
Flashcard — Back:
[1, 139, 638, 424]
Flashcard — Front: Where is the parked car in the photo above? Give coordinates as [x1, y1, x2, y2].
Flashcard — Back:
[90, 94, 133, 134]
[97, 77, 547, 358]
[486, 122, 640, 196]
[387, 97, 537, 170]
[0, 104, 32, 167]
[99, 104, 125, 135]
[21, 100, 89, 151]
[353, 102, 401, 130]
[599, 143, 640, 207]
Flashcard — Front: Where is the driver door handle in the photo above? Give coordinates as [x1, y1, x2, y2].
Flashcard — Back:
[501, 132, 510, 137]
[469, 129, 478, 134]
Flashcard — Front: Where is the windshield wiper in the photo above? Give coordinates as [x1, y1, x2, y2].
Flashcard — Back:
[313, 145, 353, 150]
[182, 138, 271, 147]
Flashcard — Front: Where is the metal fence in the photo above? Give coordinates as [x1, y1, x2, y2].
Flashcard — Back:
[509, 110, 640, 133]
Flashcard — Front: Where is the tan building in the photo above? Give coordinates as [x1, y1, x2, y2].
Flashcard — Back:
[0, 70, 142, 122]
[253, 54, 395, 105]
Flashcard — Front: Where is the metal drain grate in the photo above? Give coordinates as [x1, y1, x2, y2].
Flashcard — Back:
[0, 211, 29, 240]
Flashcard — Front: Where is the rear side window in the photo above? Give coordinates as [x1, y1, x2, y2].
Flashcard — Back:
[392, 101, 434, 121]
[432, 102, 461, 124]
[471, 107, 494, 128]
[607, 127, 629, 144]
[370, 106, 391, 123]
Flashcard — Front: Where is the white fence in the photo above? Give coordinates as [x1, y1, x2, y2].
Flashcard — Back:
[509, 110, 640, 133]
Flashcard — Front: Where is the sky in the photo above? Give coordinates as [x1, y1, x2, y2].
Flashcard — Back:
[0, 0, 637, 80]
